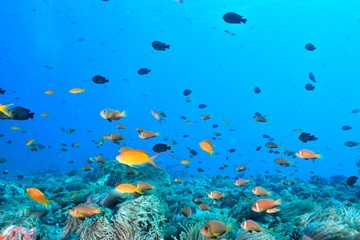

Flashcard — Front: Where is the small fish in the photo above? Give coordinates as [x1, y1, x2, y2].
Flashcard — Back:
[81, 166, 93, 171]
[241, 220, 265, 232]
[9, 106, 34, 120]
[253, 113, 269, 122]
[44, 90, 55, 94]
[201, 114, 212, 120]
[298, 132, 318, 143]
[152, 143, 171, 153]
[265, 142, 280, 148]
[138, 130, 160, 139]
[95, 155, 106, 163]
[252, 198, 282, 213]
[26, 188, 53, 208]
[100, 108, 126, 122]
[308, 72, 316, 82]
[274, 158, 292, 167]
[11, 126, 21, 130]
[223, 12, 247, 24]
[92, 75, 109, 84]
[183, 89, 192, 96]
[252, 186, 271, 196]
[70, 204, 101, 218]
[305, 43, 316, 51]
[198, 203, 210, 210]
[198, 104, 207, 109]
[174, 178, 183, 183]
[69, 88, 85, 94]
[116, 123, 126, 129]
[26, 138, 35, 146]
[116, 183, 143, 194]
[342, 125, 352, 131]
[344, 141, 359, 147]
[137, 68, 151, 75]
[234, 179, 249, 186]
[103, 133, 126, 141]
[116, 149, 160, 168]
[305, 83, 315, 91]
[253, 86, 261, 94]
[199, 139, 214, 157]
[40, 112, 50, 117]
[136, 182, 155, 191]
[151, 40, 170, 51]
[235, 165, 246, 172]
[296, 149, 321, 159]
[207, 191, 224, 199]
[151, 110, 163, 123]
[201, 220, 229, 238]
[181, 206, 192, 217]
[180, 159, 191, 165]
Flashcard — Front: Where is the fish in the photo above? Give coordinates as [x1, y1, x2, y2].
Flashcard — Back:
[198, 203, 210, 210]
[152, 143, 171, 153]
[151, 40, 170, 51]
[254, 86, 261, 94]
[274, 158, 292, 167]
[116, 183, 143, 194]
[9, 106, 34, 120]
[265, 142, 280, 148]
[69, 88, 85, 94]
[252, 186, 271, 196]
[115, 149, 160, 168]
[305, 43, 316, 51]
[344, 141, 359, 147]
[26, 139, 35, 146]
[342, 125, 352, 131]
[0, 103, 13, 117]
[26, 188, 53, 208]
[40, 113, 50, 117]
[298, 132, 318, 143]
[137, 68, 151, 75]
[199, 139, 214, 157]
[10, 126, 21, 130]
[305, 83, 315, 91]
[92, 75, 109, 84]
[253, 113, 269, 122]
[0, 88, 5, 94]
[174, 178, 183, 183]
[81, 166, 93, 171]
[44, 90, 55, 94]
[346, 176, 358, 187]
[308, 72, 316, 82]
[69, 204, 101, 218]
[181, 206, 192, 217]
[136, 182, 155, 191]
[100, 108, 126, 122]
[103, 133, 126, 141]
[180, 159, 191, 165]
[201, 114, 212, 120]
[138, 130, 160, 139]
[183, 89, 192, 96]
[240, 220, 265, 232]
[151, 110, 164, 123]
[222, 12, 247, 24]
[296, 149, 321, 159]
[234, 179, 249, 186]
[207, 191, 224, 199]
[252, 198, 282, 213]
[95, 155, 106, 163]
[198, 104, 207, 109]
[116, 124, 126, 129]
[235, 165, 246, 172]
[201, 220, 229, 238]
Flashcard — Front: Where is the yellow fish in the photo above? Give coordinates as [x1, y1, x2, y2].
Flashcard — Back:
[44, 90, 55, 95]
[69, 88, 85, 94]
[180, 159, 191, 165]
[115, 183, 143, 194]
[116, 149, 160, 168]
[0, 103, 14, 117]
[26, 188, 53, 209]
[26, 139, 35, 146]
[40, 112, 50, 117]
[11, 126, 21, 130]
[199, 139, 214, 157]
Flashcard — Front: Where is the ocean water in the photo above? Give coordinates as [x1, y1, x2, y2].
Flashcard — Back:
[1, 1, 360, 181]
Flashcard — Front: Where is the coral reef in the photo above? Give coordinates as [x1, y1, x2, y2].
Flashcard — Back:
[302, 221, 360, 240]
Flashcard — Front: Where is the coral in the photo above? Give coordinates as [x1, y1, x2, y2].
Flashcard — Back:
[279, 197, 315, 223]
[234, 230, 275, 240]
[302, 221, 360, 240]
[0, 225, 37, 240]
[60, 217, 84, 239]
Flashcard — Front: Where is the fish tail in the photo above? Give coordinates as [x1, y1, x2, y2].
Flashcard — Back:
[29, 112, 34, 119]
[44, 200, 54, 209]
[316, 154, 322, 159]
[275, 199, 282, 205]
[95, 208, 101, 214]
[0, 103, 14, 117]
[120, 111, 126, 117]
[241, 18, 247, 24]
[149, 153, 161, 168]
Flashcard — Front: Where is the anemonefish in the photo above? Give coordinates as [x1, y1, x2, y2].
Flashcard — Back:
[200, 220, 230, 238]
[26, 188, 53, 209]
[240, 220, 265, 232]
[252, 186, 271, 196]
[252, 198, 282, 213]
[296, 149, 321, 159]
[69, 204, 101, 218]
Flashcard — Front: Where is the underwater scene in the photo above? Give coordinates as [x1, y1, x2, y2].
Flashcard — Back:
[1, 0, 360, 239]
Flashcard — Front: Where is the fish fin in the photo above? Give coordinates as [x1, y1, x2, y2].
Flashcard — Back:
[316, 154, 322, 159]
[44, 200, 54, 209]
[135, 188, 143, 194]
[275, 199, 282, 205]
[149, 153, 161, 168]
[120, 111, 126, 117]
[266, 207, 280, 213]
[165, 44, 170, 49]
[95, 208, 101, 214]
[241, 18, 247, 23]
[0, 103, 14, 117]
[29, 112, 34, 119]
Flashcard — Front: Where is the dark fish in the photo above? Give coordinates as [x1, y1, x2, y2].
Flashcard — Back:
[183, 89, 192, 96]
[227, 148, 236, 153]
[351, 109, 359, 114]
[152, 143, 171, 153]
[308, 72, 316, 82]
[262, 134, 270, 139]
[92, 75, 109, 84]
[222, 12, 247, 24]
[212, 124, 219, 128]
[0, 158, 7, 163]
[137, 68, 151, 75]
[0, 134, 4, 137]
[3, 170, 8, 174]
[0, 88, 5, 94]
[180, 116, 187, 120]
[198, 104, 207, 109]
[305, 43, 316, 51]
[183, 135, 188, 138]
[274, 151, 280, 154]
[189, 149, 198, 156]
[305, 83, 315, 91]
[344, 141, 359, 147]
[346, 176, 358, 187]
[9, 107, 34, 120]
[256, 146, 261, 151]
[17, 174, 24, 179]
[342, 125, 352, 131]
[197, 167, 205, 172]
[299, 132, 318, 143]
[253, 86, 261, 94]
[151, 41, 170, 51]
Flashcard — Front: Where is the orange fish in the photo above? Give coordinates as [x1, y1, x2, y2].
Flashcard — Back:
[174, 178, 183, 183]
[234, 179, 249, 186]
[252, 186, 271, 196]
[240, 220, 265, 232]
[44, 90, 55, 95]
[198, 203, 210, 210]
[296, 149, 321, 159]
[115, 183, 143, 194]
[100, 108, 126, 122]
[265, 142, 280, 148]
[69, 204, 101, 218]
[235, 165, 246, 172]
[201, 220, 229, 238]
[69, 88, 85, 94]
[180, 159, 191, 165]
[199, 139, 214, 157]
[138, 130, 160, 139]
[181, 206, 192, 217]
[252, 198, 282, 213]
[116, 149, 160, 168]
[25, 138, 35, 146]
[207, 191, 224, 199]
[137, 182, 155, 190]
[26, 188, 53, 209]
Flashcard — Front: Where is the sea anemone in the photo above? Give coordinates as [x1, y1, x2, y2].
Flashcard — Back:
[302, 221, 360, 240]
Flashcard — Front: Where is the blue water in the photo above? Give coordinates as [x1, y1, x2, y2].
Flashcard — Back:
[0, 0, 359, 180]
